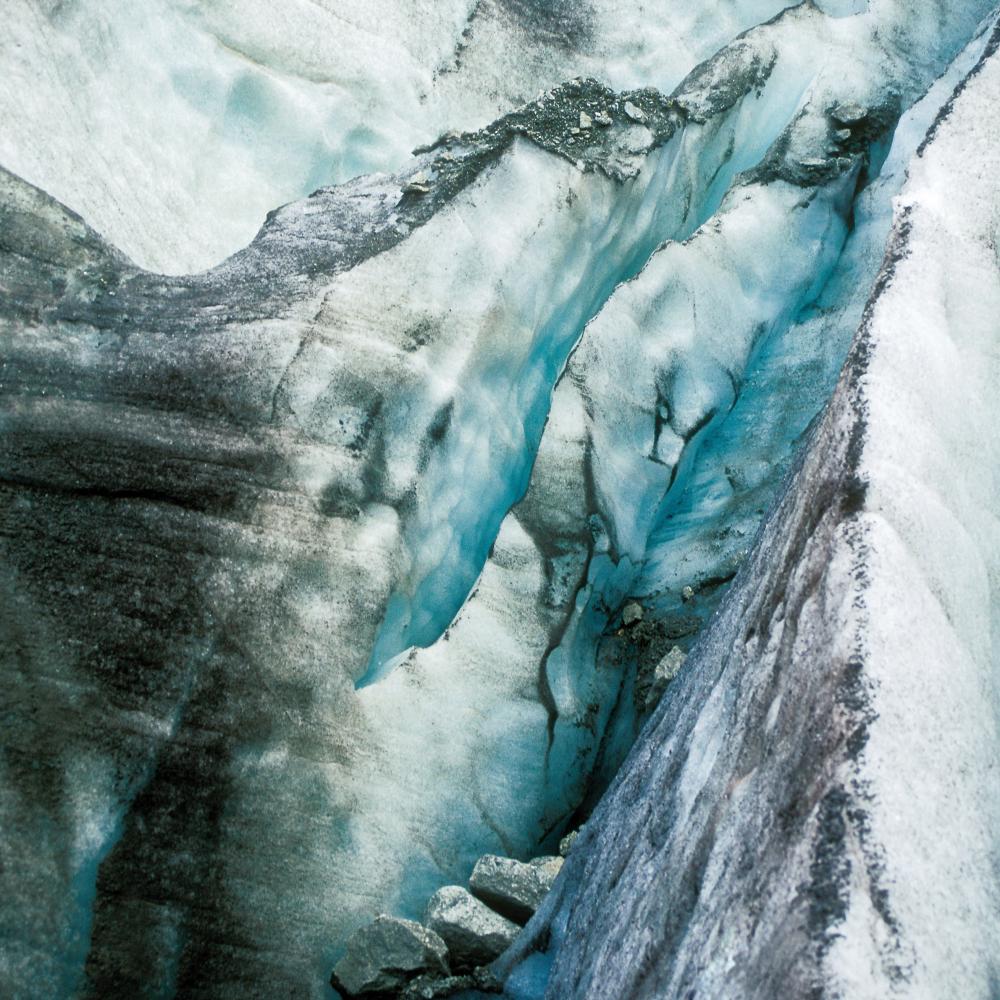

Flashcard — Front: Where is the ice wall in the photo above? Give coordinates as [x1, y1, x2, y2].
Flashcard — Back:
[0, 51, 817, 994]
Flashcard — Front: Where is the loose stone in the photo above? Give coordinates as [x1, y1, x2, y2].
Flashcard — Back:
[559, 830, 579, 857]
[831, 101, 867, 125]
[400, 966, 503, 999]
[645, 646, 688, 709]
[331, 915, 449, 997]
[623, 101, 647, 122]
[622, 601, 644, 626]
[404, 171, 432, 194]
[469, 855, 563, 925]
[424, 886, 520, 971]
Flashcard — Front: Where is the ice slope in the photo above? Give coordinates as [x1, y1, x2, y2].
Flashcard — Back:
[354, 168, 857, 929]
[350, 5, 1000, 925]
[4, 0, 984, 274]
[0, 1, 998, 998]
[497, 19, 1000, 1000]
[309, 6, 1000, 967]
[0, 0, 792, 273]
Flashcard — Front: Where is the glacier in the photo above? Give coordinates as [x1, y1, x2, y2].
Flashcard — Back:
[1, 1, 999, 999]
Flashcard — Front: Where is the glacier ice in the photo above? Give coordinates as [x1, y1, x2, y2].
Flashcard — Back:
[1, 1, 999, 998]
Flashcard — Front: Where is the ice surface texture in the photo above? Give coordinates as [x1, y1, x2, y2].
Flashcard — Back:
[0, 0, 793, 273]
[1, 1, 998, 998]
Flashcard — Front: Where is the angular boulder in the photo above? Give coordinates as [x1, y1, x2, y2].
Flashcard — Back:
[425, 885, 520, 970]
[830, 100, 868, 124]
[469, 855, 563, 925]
[331, 915, 449, 997]
[529, 855, 565, 886]
[623, 100, 646, 122]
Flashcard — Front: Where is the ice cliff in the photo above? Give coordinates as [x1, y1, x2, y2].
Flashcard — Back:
[1, 2, 998, 998]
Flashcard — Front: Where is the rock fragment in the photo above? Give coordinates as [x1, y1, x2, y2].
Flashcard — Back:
[331, 915, 449, 997]
[424, 886, 520, 971]
[622, 600, 644, 626]
[579, 110, 593, 128]
[529, 855, 564, 887]
[623, 100, 646, 122]
[658, 645, 687, 682]
[682, 586, 695, 602]
[594, 109, 613, 126]
[559, 830, 578, 857]
[403, 171, 432, 194]
[469, 855, 563, 924]
[401, 966, 502, 999]
[645, 646, 687, 708]
[831, 101, 867, 124]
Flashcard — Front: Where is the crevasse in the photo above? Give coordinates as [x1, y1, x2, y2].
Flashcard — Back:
[497, 14, 1000, 999]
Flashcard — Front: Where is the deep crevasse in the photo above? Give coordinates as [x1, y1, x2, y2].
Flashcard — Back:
[351, 0, 999, 964]
[359, 32, 814, 687]
[498, 16, 1000, 998]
